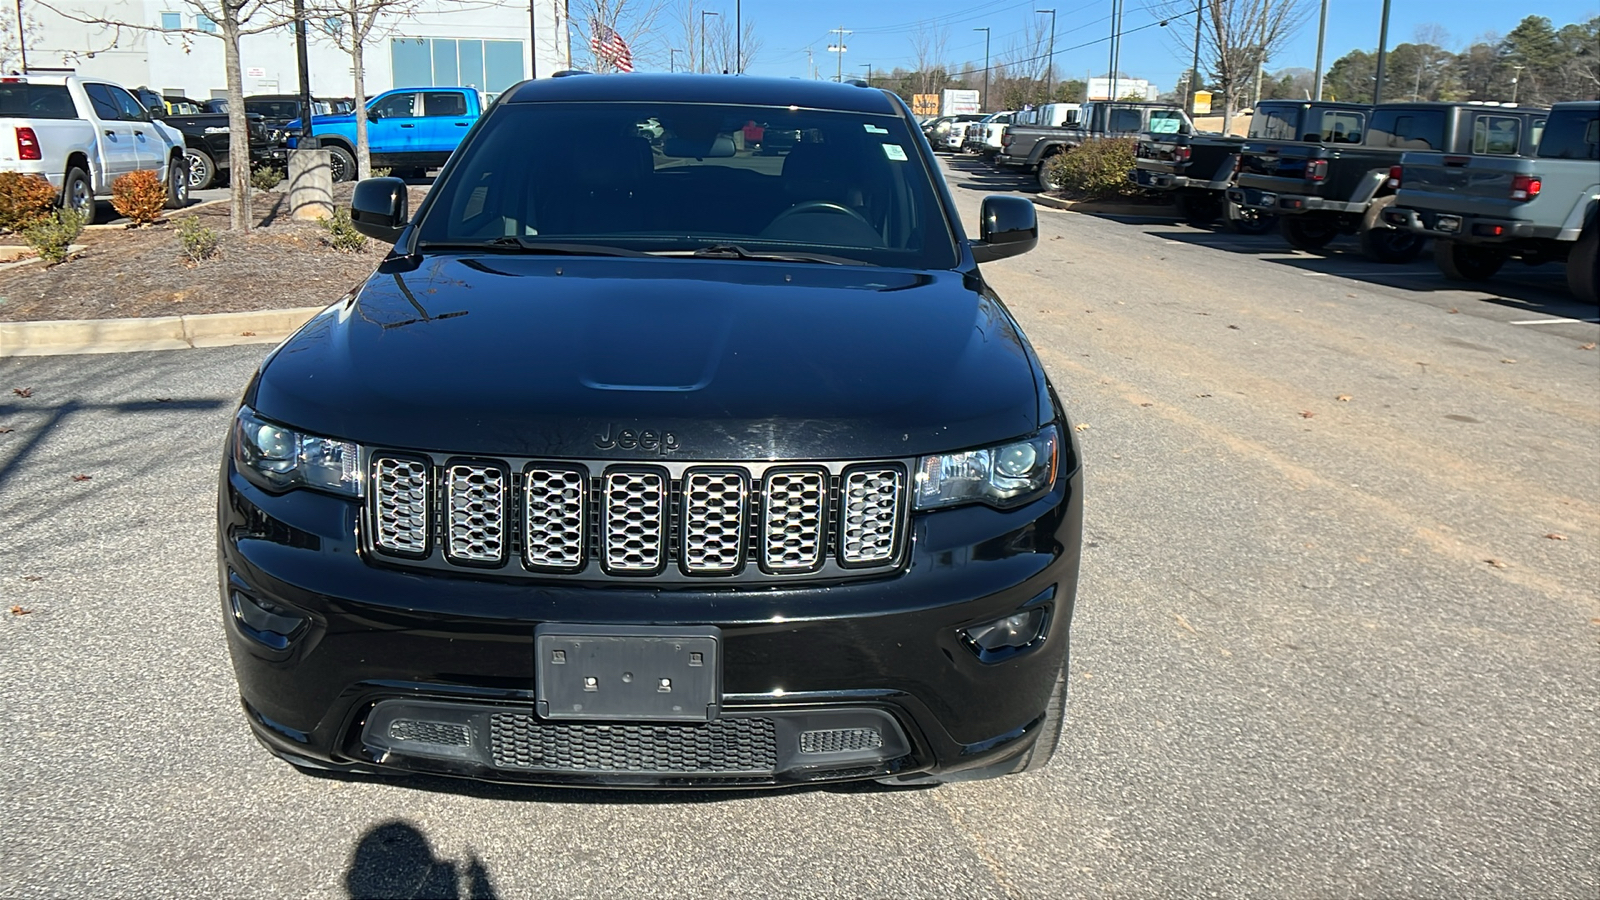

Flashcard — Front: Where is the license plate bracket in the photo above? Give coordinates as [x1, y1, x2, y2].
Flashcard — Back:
[535, 624, 721, 722]
[1436, 214, 1461, 234]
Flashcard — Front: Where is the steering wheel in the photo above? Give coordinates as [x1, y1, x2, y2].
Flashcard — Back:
[768, 200, 874, 230]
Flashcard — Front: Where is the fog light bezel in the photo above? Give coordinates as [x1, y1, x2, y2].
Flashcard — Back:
[960, 589, 1054, 664]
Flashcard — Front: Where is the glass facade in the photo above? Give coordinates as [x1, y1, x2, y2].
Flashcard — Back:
[392, 38, 525, 93]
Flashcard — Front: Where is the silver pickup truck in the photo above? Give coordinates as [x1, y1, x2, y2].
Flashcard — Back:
[1383, 100, 1598, 304]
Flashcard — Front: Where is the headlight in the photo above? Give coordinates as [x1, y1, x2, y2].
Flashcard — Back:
[232, 407, 361, 496]
[914, 425, 1058, 510]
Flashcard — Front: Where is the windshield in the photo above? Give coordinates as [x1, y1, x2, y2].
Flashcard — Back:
[415, 101, 957, 268]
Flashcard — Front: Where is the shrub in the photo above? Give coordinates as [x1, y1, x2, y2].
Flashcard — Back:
[371, 167, 393, 178]
[318, 207, 367, 253]
[1044, 137, 1140, 200]
[0, 172, 61, 233]
[111, 169, 167, 224]
[22, 208, 85, 266]
[251, 165, 285, 192]
[176, 216, 220, 263]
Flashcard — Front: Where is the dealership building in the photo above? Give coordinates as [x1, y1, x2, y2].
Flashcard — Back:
[10, 1, 570, 100]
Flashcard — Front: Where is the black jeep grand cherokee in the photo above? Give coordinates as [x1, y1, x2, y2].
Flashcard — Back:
[218, 74, 1083, 788]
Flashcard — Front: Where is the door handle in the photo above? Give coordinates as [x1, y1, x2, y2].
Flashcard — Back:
[454, 122, 468, 126]
[399, 123, 415, 128]
[104, 130, 116, 137]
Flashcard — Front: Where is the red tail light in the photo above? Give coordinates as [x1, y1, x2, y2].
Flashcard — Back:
[1175, 145, 1191, 162]
[1510, 174, 1541, 201]
[1386, 165, 1402, 189]
[1305, 159, 1328, 183]
[15, 127, 41, 161]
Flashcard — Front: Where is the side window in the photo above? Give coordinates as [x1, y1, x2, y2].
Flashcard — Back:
[1108, 107, 1142, 132]
[1148, 110, 1184, 134]
[1366, 110, 1444, 150]
[1472, 116, 1520, 155]
[1320, 111, 1365, 144]
[1530, 118, 1545, 151]
[83, 84, 123, 121]
[370, 92, 418, 119]
[1534, 110, 1599, 160]
[108, 86, 150, 121]
[423, 92, 468, 117]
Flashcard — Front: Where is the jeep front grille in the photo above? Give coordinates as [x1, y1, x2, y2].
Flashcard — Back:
[365, 454, 908, 583]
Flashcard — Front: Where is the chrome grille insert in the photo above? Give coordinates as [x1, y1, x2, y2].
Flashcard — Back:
[371, 456, 430, 556]
[682, 469, 747, 574]
[761, 469, 826, 572]
[840, 467, 903, 565]
[524, 466, 587, 570]
[603, 470, 666, 574]
[445, 463, 506, 564]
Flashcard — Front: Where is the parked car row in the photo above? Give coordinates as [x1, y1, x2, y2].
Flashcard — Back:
[1125, 98, 1597, 304]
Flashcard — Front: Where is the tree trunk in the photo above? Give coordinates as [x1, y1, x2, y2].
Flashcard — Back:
[352, 30, 369, 181]
[222, 6, 252, 233]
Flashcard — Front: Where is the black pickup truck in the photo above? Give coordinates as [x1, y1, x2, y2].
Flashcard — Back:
[1130, 131, 1274, 233]
[1229, 101, 1548, 261]
[131, 87, 286, 189]
[1000, 100, 1192, 191]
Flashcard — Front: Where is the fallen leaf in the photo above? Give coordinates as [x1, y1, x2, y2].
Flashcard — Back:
[1227, 324, 1240, 330]
[1300, 410, 1315, 419]
[1195, 392, 1212, 398]
[71, 474, 92, 482]
[1501, 358, 1516, 364]
[240, 331, 255, 337]
[1484, 558, 1509, 569]
[1050, 234, 1062, 240]
[1581, 343, 1596, 351]
[1447, 308, 1459, 314]
[23, 575, 41, 582]
[0, 427, 11, 434]
[1345, 293, 1357, 298]
[9, 605, 31, 616]
[1175, 614, 1198, 635]
[1139, 402, 1153, 408]
[1336, 394, 1352, 402]
[1545, 533, 1568, 541]
[11, 387, 32, 398]
[1074, 423, 1089, 432]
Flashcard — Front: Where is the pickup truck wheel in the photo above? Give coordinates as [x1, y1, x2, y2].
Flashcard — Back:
[1176, 191, 1222, 226]
[61, 167, 95, 224]
[1358, 197, 1425, 263]
[1226, 202, 1278, 236]
[1566, 227, 1598, 305]
[184, 148, 216, 191]
[165, 156, 190, 209]
[1036, 152, 1064, 192]
[1434, 239, 1505, 281]
[326, 145, 356, 183]
[1281, 215, 1339, 252]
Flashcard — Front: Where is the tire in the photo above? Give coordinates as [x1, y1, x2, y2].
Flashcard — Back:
[1226, 201, 1278, 235]
[60, 167, 95, 224]
[1566, 227, 1598, 305]
[1176, 191, 1223, 226]
[184, 148, 216, 191]
[165, 155, 190, 209]
[326, 144, 356, 183]
[1281, 214, 1339, 252]
[1358, 196, 1425, 263]
[1434, 238, 1506, 281]
[1013, 663, 1068, 774]
[1036, 151, 1064, 192]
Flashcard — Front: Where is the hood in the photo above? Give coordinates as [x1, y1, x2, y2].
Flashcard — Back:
[250, 255, 1044, 462]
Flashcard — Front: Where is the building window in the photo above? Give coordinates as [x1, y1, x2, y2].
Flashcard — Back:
[392, 37, 524, 93]
[195, 14, 217, 33]
[160, 11, 181, 30]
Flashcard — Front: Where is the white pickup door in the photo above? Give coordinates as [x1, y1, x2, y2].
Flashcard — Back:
[78, 82, 149, 179]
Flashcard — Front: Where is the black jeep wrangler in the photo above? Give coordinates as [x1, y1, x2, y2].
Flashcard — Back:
[217, 74, 1083, 789]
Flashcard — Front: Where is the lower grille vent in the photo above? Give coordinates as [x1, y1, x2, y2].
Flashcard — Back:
[798, 727, 884, 754]
[488, 715, 778, 774]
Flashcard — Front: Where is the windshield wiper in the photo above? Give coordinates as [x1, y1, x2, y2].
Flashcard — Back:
[417, 237, 651, 257]
[680, 243, 870, 266]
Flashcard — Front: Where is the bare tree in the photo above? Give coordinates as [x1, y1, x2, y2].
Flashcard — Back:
[1154, 0, 1310, 132]
[0, 3, 43, 74]
[572, 0, 671, 73]
[37, 0, 295, 232]
[707, 15, 760, 75]
[910, 22, 950, 96]
[310, 0, 423, 181]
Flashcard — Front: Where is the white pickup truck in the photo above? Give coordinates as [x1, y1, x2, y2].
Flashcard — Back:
[0, 73, 189, 223]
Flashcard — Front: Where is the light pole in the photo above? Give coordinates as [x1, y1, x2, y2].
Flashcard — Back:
[736, 0, 741, 74]
[670, 48, 680, 73]
[1510, 64, 1525, 104]
[1037, 9, 1056, 102]
[700, 10, 718, 74]
[860, 63, 872, 84]
[1372, 0, 1391, 104]
[1189, 0, 1202, 112]
[974, 27, 990, 112]
[1312, 0, 1329, 100]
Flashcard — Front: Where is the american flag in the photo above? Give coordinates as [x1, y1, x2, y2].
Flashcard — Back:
[589, 18, 635, 73]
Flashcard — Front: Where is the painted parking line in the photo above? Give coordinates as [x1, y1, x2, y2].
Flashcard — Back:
[1508, 317, 1600, 325]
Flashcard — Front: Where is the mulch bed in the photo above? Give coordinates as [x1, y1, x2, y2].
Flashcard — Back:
[0, 183, 428, 322]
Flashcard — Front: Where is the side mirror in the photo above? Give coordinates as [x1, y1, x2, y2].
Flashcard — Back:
[350, 177, 408, 243]
[366, 109, 382, 121]
[971, 195, 1037, 264]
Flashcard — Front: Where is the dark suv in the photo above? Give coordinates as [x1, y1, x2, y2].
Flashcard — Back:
[218, 74, 1083, 789]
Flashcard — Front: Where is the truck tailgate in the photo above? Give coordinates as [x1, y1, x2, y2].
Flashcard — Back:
[1395, 152, 1535, 219]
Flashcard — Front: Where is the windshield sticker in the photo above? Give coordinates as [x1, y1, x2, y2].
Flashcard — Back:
[864, 123, 889, 134]
[882, 144, 908, 161]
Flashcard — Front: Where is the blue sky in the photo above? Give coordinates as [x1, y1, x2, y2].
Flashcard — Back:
[726, 0, 1600, 92]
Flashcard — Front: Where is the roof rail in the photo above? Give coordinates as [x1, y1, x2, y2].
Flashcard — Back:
[550, 69, 592, 78]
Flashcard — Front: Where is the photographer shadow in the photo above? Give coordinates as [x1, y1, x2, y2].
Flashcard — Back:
[346, 821, 498, 900]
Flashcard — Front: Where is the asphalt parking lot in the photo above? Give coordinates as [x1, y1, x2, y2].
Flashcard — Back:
[1, 156, 1596, 898]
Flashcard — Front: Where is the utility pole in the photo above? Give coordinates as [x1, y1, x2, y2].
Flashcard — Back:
[975, 27, 991, 112]
[1037, 9, 1055, 102]
[1372, 0, 1391, 104]
[805, 47, 815, 80]
[736, 0, 741, 74]
[1188, 0, 1202, 113]
[528, 0, 537, 78]
[1312, 0, 1328, 100]
[1510, 64, 1525, 104]
[14, 0, 27, 72]
[700, 10, 718, 73]
[829, 26, 850, 83]
[293, 0, 313, 146]
[1106, 1, 1119, 101]
[860, 63, 871, 84]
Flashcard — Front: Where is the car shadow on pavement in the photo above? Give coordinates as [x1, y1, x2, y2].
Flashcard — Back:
[941, 155, 1038, 194]
[346, 820, 498, 900]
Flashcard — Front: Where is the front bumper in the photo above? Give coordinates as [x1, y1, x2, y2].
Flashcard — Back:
[218, 456, 1083, 788]
[1381, 205, 1545, 243]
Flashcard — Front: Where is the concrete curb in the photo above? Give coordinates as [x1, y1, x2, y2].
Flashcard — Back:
[0, 306, 325, 358]
[1031, 194, 1176, 217]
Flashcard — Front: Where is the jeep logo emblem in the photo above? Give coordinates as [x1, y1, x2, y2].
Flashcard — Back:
[595, 424, 679, 454]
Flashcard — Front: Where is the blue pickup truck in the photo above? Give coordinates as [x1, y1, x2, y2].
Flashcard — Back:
[287, 86, 484, 181]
